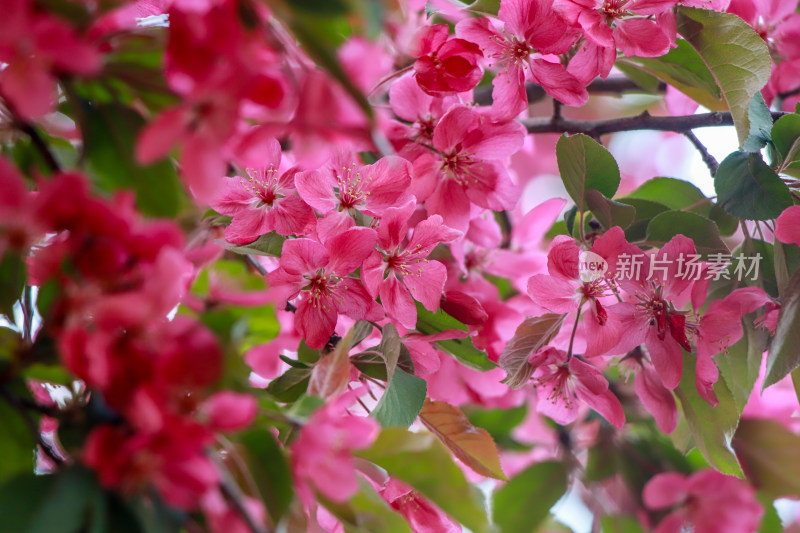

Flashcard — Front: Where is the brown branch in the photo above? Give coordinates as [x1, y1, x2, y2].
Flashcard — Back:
[473, 77, 666, 106]
[1, 388, 66, 467]
[521, 110, 787, 136]
[15, 121, 61, 174]
[683, 130, 719, 175]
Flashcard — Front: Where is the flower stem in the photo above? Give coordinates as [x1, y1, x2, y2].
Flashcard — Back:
[566, 304, 583, 361]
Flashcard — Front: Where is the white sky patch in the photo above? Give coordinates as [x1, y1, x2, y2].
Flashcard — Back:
[687, 123, 741, 197]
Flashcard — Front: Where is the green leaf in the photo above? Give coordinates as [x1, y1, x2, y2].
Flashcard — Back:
[617, 40, 722, 110]
[709, 203, 739, 236]
[80, 103, 184, 217]
[764, 268, 800, 389]
[237, 427, 294, 524]
[0, 254, 25, 319]
[414, 302, 495, 371]
[771, 113, 800, 177]
[419, 400, 507, 481]
[0, 393, 37, 484]
[733, 418, 800, 499]
[626, 177, 710, 215]
[600, 515, 647, 533]
[676, 6, 772, 145]
[226, 231, 286, 257]
[556, 134, 621, 213]
[266, 367, 312, 403]
[372, 369, 427, 427]
[617, 198, 670, 242]
[464, 405, 528, 450]
[355, 428, 489, 533]
[742, 93, 773, 152]
[585, 190, 635, 230]
[0, 466, 107, 533]
[757, 496, 783, 533]
[715, 317, 769, 414]
[674, 356, 743, 476]
[613, 61, 663, 92]
[714, 151, 792, 220]
[318, 479, 412, 533]
[498, 314, 566, 389]
[377, 323, 402, 380]
[645, 211, 728, 256]
[492, 461, 568, 533]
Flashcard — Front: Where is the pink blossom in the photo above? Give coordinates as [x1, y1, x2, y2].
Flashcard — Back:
[361, 201, 461, 328]
[0, 156, 39, 257]
[554, 0, 678, 60]
[776, 205, 800, 246]
[295, 150, 413, 242]
[456, 0, 587, 118]
[380, 479, 460, 532]
[644, 470, 763, 533]
[210, 137, 315, 243]
[410, 24, 483, 96]
[291, 389, 379, 504]
[84, 421, 218, 510]
[203, 391, 257, 431]
[0, 0, 100, 120]
[387, 74, 463, 159]
[612, 235, 698, 390]
[137, 94, 241, 204]
[529, 347, 625, 427]
[267, 228, 383, 349]
[694, 287, 773, 405]
[526, 234, 624, 357]
[411, 105, 525, 231]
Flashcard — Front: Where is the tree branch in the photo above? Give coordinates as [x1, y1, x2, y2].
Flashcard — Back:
[521, 110, 787, 136]
[15, 121, 62, 174]
[683, 130, 719, 176]
[473, 78, 666, 106]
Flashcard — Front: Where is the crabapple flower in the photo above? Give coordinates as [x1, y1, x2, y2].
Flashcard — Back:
[267, 228, 383, 349]
[694, 287, 773, 405]
[387, 74, 464, 159]
[0, 0, 100, 120]
[380, 479, 460, 532]
[210, 137, 315, 244]
[456, 0, 587, 118]
[411, 105, 525, 231]
[613, 235, 698, 390]
[295, 150, 413, 242]
[775, 205, 800, 246]
[410, 24, 483, 96]
[527, 233, 626, 356]
[84, 420, 218, 510]
[361, 201, 462, 329]
[554, 0, 678, 58]
[529, 347, 625, 427]
[644, 470, 763, 533]
[0, 156, 40, 257]
[291, 388, 379, 504]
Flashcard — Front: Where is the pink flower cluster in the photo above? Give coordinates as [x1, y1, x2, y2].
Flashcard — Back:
[0, 157, 257, 526]
[525, 229, 777, 430]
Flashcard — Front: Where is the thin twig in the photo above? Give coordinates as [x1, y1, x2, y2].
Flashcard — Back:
[21, 286, 34, 345]
[683, 130, 719, 176]
[473, 78, 666, 106]
[15, 121, 61, 173]
[521, 110, 787, 136]
[566, 305, 583, 361]
[211, 453, 271, 533]
[1, 388, 65, 467]
[244, 255, 268, 276]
